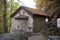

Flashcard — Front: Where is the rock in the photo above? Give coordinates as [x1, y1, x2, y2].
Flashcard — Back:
[0, 29, 28, 40]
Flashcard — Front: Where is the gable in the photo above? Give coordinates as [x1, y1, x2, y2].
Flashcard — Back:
[10, 6, 50, 18]
[14, 13, 20, 18]
[12, 8, 33, 20]
[10, 7, 32, 18]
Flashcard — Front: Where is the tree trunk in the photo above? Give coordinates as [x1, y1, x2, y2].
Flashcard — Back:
[3, 0, 8, 33]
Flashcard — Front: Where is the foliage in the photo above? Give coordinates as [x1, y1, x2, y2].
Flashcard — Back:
[35, 0, 60, 36]
[0, 0, 19, 33]
[0, 0, 4, 33]
[7, 0, 19, 13]
[35, 0, 60, 11]
[6, 0, 19, 32]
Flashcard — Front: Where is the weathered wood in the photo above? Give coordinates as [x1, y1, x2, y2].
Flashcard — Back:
[33, 16, 46, 32]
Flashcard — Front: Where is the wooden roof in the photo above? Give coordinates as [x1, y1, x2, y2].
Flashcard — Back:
[10, 6, 50, 18]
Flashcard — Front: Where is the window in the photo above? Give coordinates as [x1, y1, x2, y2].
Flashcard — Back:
[45, 18, 48, 22]
[57, 18, 60, 28]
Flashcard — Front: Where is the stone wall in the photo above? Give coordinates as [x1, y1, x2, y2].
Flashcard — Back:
[11, 9, 33, 32]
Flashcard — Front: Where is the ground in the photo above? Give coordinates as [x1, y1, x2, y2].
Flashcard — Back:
[0, 33, 60, 40]
[0, 33, 9, 40]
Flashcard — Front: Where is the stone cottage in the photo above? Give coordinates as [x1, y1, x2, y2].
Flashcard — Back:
[10, 6, 50, 32]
